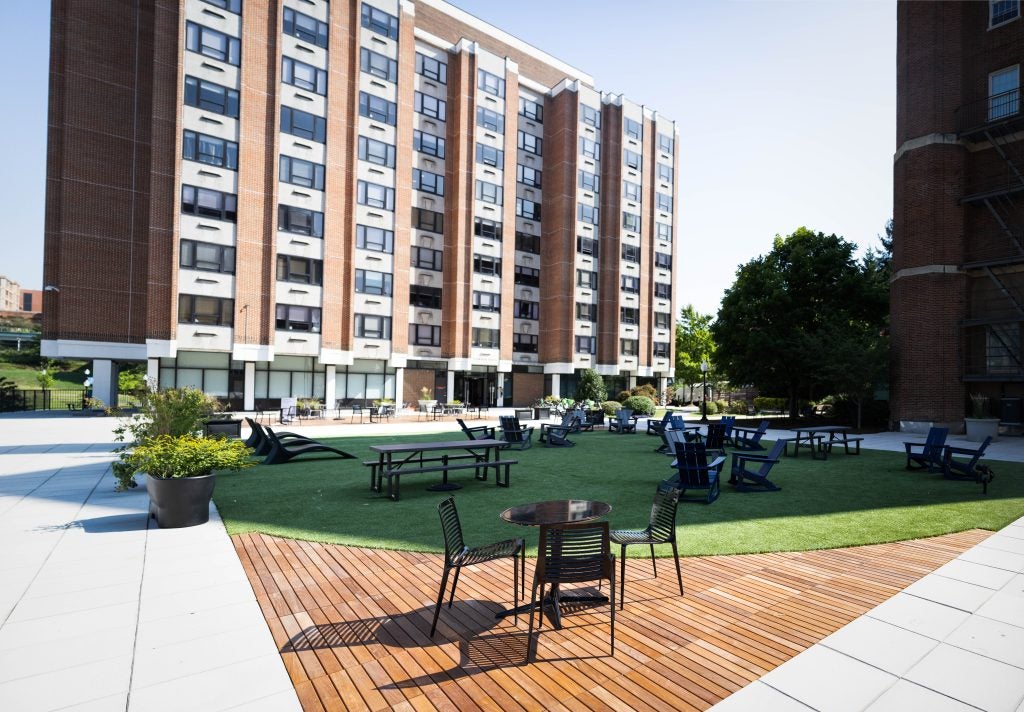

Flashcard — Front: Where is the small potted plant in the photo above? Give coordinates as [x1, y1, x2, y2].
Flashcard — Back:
[965, 393, 999, 442]
[418, 386, 437, 412]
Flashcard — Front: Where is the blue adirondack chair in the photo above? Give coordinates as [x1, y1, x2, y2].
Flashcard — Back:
[608, 409, 636, 434]
[729, 440, 786, 492]
[731, 420, 769, 451]
[720, 416, 736, 445]
[904, 427, 949, 472]
[943, 436, 992, 482]
[666, 441, 725, 504]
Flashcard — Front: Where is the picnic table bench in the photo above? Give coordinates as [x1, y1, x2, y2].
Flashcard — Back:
[367, 439, 516, 501]
[783, 426, 862, 460]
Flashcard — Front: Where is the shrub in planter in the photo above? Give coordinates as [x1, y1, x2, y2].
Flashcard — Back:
[621, 395, 655, 416]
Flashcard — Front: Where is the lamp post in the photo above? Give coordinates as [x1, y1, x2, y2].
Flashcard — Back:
[700, 361, 709, 423]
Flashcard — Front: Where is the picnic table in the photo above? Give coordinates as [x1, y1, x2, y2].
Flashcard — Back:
[366, 438, 515, 501]
[784, 425, 863, 460]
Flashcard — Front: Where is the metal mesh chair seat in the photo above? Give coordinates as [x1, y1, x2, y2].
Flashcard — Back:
[607, 528, 658, 545]
[456, 538, 523, 567]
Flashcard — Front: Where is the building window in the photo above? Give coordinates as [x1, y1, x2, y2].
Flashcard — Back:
[987, 323, 1021, 372]
[621, 244, 640, 263]
[412, 169, 444, 196]
[658, 133, 674, 153]
[989, 65, 1020, 120]
[621, 276, 640, 294]
[622, 211, 641, 232]
[409, 285, 442, 308]
[577, 236, 598, 257]
[516, 231, 540, 254]
[283, 56, 327, 94]
[473, 291, 501, 312]
[575, 302, 597, 322]
[624, 118, 643, 140]
[276, 254, 322, 285]
[284, 7, 328, 47]
[185, 22, 240, 65]
[621, 338, 639, 356]
[414, 130, 445, 158]
[577, 270, 598, 289]
[357, 180, 395, 210]
[514, 265, 540, 287]
[281, 106, 326, 142]
[620, 307, 639, 325]
[657, 163, 674, 183]
[476, 143, 504, 167]
[416, 53, 447, 83]
[180, 239, 235, 273]
[184, 76, 239, 117]
[202, 0, 241, 12]
[515, 300, 539, 320]
[656, 193, 674, 213]
[517, 198, 541, 220]
[183, 130, 238, 170]
[412, 208, 444, 233]
[514, 333, 538, 353]
[624, 149, 643, 170]
[654, 282, 672, 299]
[580, 104, 601, 128]
[181, 185, 237, 222]
[657, 223, 672, 242]
[654, 312, 671, 329]
[359, 92, 397, 125]
[179, 294, 233, 326]
[278, 204, 324, 237]
[519, 97, 543, 122]
[623, 181, 641, 201]
[355, 269, 393, 296]
[990, 0, 1021, 27]
[410, 324, 441, 346]
[580, 137, 600, 160]
[415, 92, 446, 121]
[517, 164, 542, 187]
[653, 342, 670, 358]
[473, 254, 502, 276]
[358, 135, 396, 168]
[517, 131, 542, 156]
[477, 107, 504, 133]
[280, 154, 325, 190]
[476, 180, 502, 205]
[360, 3, 399, 40]
[478, 69, 505, 97]
[472, 328, 500, 348]
[474, 218, 502, 240]
[411, 246, 442, 270]
[275, 304, 321, 332]
[354, 313, 391, 339]
[357, 224, 394, 253]
[578, 169, 600, 193]
[578, 204, 599, 225]
[575, 335, 596, 354]
[655, 252, 673, 269]
[359, 48, 398, 83]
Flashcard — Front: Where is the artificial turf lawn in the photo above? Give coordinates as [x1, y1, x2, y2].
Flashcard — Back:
[213, 429, 1024, 557]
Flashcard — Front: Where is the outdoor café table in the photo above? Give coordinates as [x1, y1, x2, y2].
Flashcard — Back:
[786, 425, 854, 460]
[368, 438, 510, 501]
[497, 499, 611, 628]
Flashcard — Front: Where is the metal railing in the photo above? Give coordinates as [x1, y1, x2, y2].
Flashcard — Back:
[956, 87, 1022, 136]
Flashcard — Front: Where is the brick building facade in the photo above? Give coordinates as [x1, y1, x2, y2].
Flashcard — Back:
[893, 0, 1023, 429]
[43, 0, 679, 408]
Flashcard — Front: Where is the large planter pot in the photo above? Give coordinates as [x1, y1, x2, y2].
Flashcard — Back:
[147, 473, 216, 528]
[964, 417, 999, 442]
[534, 406, 551, 420]
[418, 399, 437, 412]
[514, 407, 533, 421]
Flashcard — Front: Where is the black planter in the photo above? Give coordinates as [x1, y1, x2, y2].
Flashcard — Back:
[146, 473, 216, 528]
[514, 408, 533, 421]
[534, 406, 551, 420]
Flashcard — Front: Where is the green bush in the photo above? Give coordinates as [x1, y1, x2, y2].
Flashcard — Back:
[616, 390, 632, 403]
[123, 435, 253, 479]
[705, 400, 719, 415]
[753, 396, 787, 412]
[714, 399, 727, 413]
[727, 401, 749, 415]
[575, 368, 607, 403]
[601, 400, 621, 416]
[633, 383, 657, 399]
[621, 395, 655, 415]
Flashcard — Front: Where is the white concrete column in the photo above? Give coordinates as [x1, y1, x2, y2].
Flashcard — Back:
[659, 376, 668, 405]
[496, 372, 505, 407]
[446, 370, 455, 405]
[627, 374, 637, 391]
[394, 367, 405, 411]
[147, 358, 160, 389]
[92, 359, 119, 408]
[551, 373, 561, 399]
[323, 365, 336, 409]
[243, 362, 256, 411]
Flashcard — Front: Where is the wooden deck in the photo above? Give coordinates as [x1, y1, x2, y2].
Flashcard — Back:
[233, 529, 990, 712]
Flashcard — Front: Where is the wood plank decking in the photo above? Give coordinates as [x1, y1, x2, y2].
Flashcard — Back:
[233, 529, 990, 712]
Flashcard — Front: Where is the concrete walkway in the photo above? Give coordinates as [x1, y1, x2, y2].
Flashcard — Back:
[0, 411, 1021, 711]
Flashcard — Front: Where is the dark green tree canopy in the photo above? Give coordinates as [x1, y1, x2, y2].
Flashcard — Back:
[575, 368, 607, 403]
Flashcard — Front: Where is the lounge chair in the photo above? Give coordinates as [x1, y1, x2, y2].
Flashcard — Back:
[731, 419, 769, 451]
[729, 440, 785, 491]
[457, 417, 496, 441]
[942, 437, 993, 486]
[244, 418, 312, 457]
[263, 427, 357, 465]
[608, 409, 636, 434]
[498, 415, 534, 450]
[904, 426, 949, 472]
[667, 441, 726, 504]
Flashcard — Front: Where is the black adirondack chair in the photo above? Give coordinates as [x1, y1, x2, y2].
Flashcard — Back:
[608, 409, 636, 434]
[262, 427, 356, 465]
[904, 427, 949, 472]
[720, 416, 736, 445]
[456, 417, 496, 440]
[943, 437, 993, 486]
[696, 422, 727, 456]
[731, 420, 770, 451]
[610, 486, 684, 609]
[729, 440, 786, 492]
[498, 415, 534, 450]
[647, 411, 673, 436]
[667, 441, 726, 504]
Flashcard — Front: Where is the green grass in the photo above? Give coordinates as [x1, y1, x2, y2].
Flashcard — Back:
[0, 362, 87, 389]
[213, 431, 1024, 557]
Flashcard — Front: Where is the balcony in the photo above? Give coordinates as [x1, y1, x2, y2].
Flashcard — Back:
[956, 86, 1023, 140]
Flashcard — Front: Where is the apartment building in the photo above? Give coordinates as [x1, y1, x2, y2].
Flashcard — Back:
[0, 276, 20, 313]
[892, 0, 1023, 429]
[43, 0, 678, 409]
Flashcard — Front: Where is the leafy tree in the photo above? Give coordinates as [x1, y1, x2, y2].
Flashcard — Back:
[675, 304, 715, 403]
[574, 368, 607, 403]
[712, 227, 888, 418]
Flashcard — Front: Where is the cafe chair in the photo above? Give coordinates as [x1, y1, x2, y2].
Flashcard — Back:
[729, 440, 786, 492]
[904, 426, 949, 472]
[609, 487, 683, 609]
[527, 521, 615, 662]
[431, 496, 525, 638]
[666, 441, 726, 504]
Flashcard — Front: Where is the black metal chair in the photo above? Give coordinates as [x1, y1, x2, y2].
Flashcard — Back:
[431, 496, 525, 638]
[610, 487, 683, 609]
[527, 521, 615, 661]
[904, 426, 949, 472]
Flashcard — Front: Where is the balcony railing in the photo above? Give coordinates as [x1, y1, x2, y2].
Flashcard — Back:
[957, 86, 1022, 137]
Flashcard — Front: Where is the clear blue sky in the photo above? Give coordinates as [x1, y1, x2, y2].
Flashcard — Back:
[0, 0, 895, 317]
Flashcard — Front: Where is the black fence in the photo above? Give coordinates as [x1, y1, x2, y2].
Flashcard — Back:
[0, 389, 143, 412]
